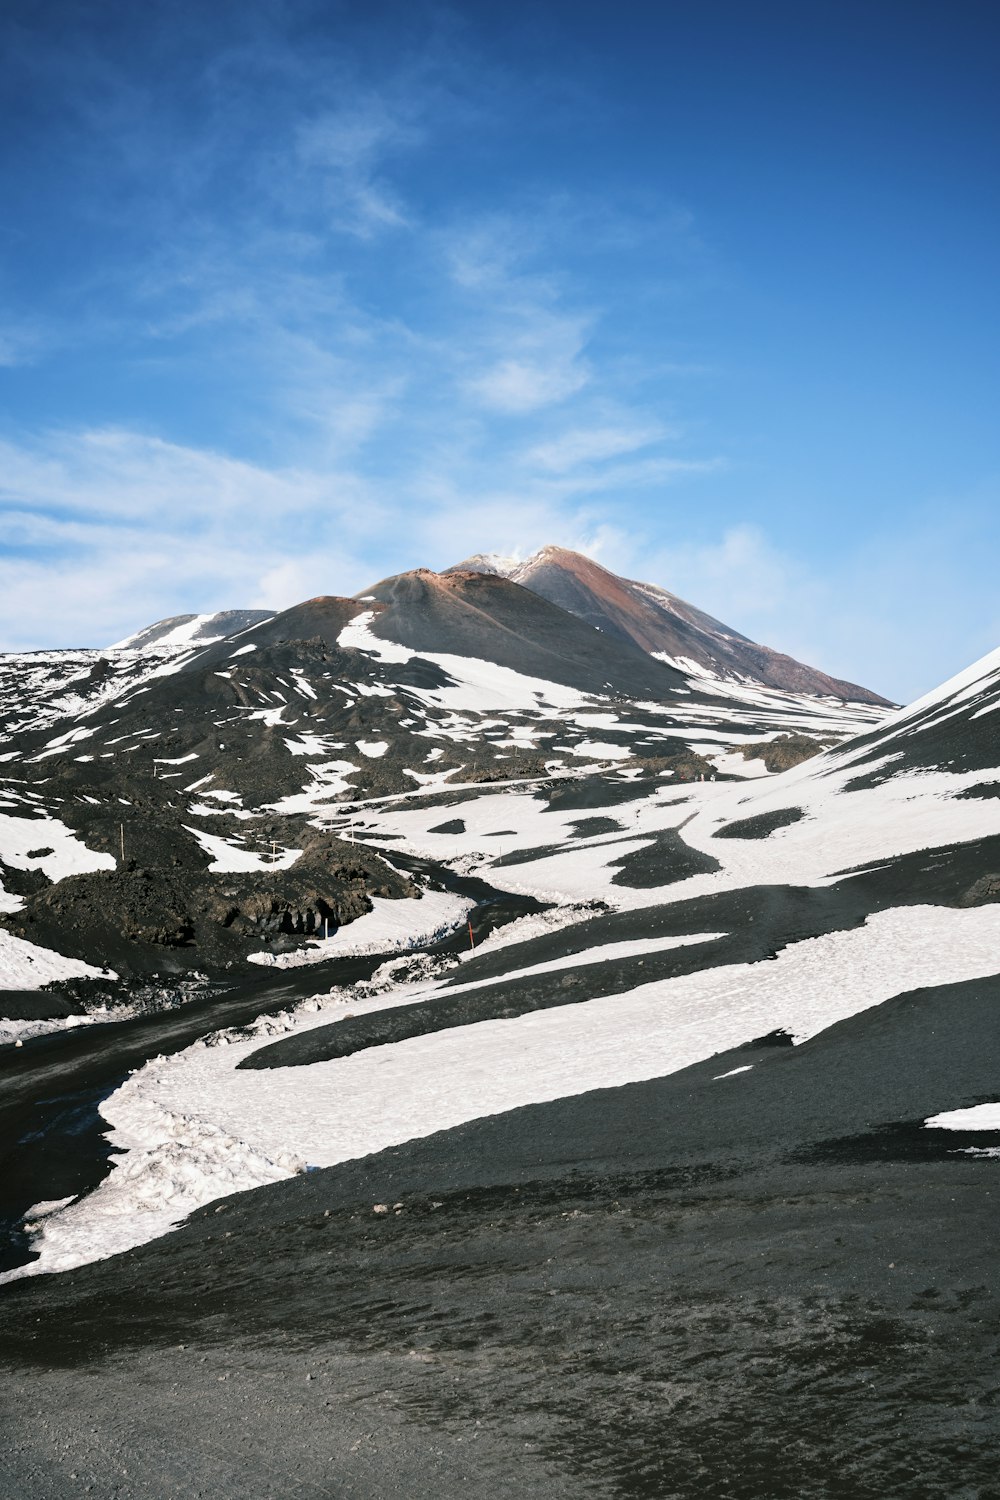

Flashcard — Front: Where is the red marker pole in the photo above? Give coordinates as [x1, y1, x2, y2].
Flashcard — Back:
[468, 920, 475, 950]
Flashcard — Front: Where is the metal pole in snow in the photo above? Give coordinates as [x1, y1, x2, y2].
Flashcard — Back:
[468, 919, 475, 950]
[120, 823, 125, 865]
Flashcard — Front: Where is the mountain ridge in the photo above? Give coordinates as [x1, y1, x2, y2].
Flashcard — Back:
[106, 545, 890, 707]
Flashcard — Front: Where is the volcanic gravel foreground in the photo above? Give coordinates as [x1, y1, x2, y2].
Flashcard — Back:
[2, 566, 1000, 1499]
[2, 981, 999, 1499]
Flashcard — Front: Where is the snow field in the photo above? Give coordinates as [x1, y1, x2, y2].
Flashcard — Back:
[110, 614, 231, 651]
[671, 759, 1000, 900]
[338, 612, 591, 714]
[266, 758, 361, 814]
[339, 783, 679, 903]
[412, 930, 726, 1005]
[0, 1010, 110, 1048]
[707, 750, 773, 779]
[5, 626, 999, 1284]
[451, 902, 606, 964]
[349, 741, 1000, 918]
[11, 902, 1000, 1280]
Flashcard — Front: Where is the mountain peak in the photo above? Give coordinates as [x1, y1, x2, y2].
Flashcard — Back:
[449, 545, 891, 706]
[447, 544, 599, 582]
[445, 551, 523, 578]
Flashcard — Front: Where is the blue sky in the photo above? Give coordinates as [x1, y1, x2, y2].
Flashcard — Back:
[0, 0, 997, 699]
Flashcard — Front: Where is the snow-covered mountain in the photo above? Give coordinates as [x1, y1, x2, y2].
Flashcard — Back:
[0, 567, 893, 1000]
[9, 629, 999, 1246]
[449, 544, 893, 705]
[3, 576, 1000, 1494]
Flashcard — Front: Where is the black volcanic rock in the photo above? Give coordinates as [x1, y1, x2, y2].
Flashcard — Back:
[740, 732, 830, 771]
[7, 838, 420, 975]
[449, 545, 892, 705]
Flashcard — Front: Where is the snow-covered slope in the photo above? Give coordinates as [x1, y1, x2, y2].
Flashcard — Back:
[9, 632, 1000, 1277]
[110, 609, 274, 652]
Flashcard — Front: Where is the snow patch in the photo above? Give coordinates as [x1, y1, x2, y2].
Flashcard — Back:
[184, 826, 301, 873]
[925, 1103, 1000, 1132]
[0, 928, 116, 995]
[248, 889, 473, 967]
[0, 812, 115, 906]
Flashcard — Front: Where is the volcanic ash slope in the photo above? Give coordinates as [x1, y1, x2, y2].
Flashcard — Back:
[11, 640, 1000, 1279]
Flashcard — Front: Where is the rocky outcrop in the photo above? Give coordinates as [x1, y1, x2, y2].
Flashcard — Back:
[740, 734, 831, 773]
[3, 840, 421, 975]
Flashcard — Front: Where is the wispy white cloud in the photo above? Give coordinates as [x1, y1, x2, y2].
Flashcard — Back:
[525, 420, 671, 473]
[0, 427, 380, 647]
[294, 101, 417, 239]
[0, 428, 367, 526]
[468, 350, 590, 414]
[647, 525, 811, 622]
[443, 217, 595, 415]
